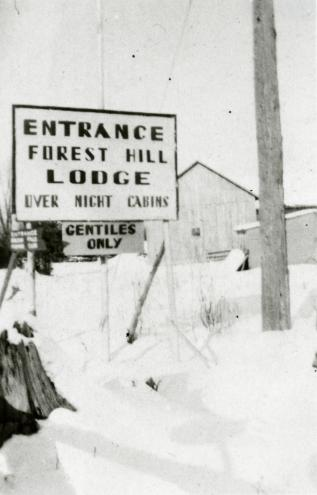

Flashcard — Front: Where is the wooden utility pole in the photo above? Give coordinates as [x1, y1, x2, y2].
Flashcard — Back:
[253, 0, 291, 330]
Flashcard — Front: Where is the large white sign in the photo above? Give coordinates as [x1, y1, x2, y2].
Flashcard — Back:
[62, 221, 144, 256]
[13, 105, 178, 221]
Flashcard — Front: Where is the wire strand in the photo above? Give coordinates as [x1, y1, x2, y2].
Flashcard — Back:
[160, 0, 193, 111]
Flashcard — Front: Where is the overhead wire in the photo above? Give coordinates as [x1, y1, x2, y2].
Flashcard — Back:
[97, 0, 106, 109]
[160, 0, 194, 111]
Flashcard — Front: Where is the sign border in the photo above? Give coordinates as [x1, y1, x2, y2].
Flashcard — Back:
[61, 220, 145, 257]
[12, 104, 179, 221]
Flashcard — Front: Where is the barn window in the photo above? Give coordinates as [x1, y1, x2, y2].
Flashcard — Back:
[191, 227, 200, 236]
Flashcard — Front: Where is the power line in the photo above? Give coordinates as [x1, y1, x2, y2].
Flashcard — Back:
[97, 0, 106, 109]
[160, 0, 193, 110]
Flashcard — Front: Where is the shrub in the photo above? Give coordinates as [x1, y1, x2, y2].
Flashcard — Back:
[200, 293, 237, 335]
[34, 222, 66, 275]
[0, 196, 11, 268]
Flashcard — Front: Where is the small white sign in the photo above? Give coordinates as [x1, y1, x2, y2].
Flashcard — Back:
[11, 229, 43, 251]
[13, 105, 178, 221]
[62, 221, 144, 256]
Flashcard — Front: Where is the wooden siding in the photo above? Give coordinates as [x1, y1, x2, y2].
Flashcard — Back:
[146, 163, 257, 264]
[243, 211, 317, 268]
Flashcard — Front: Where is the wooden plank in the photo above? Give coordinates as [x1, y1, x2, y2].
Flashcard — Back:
[127, 242, 165, 343]
[0, 253, 17, 309]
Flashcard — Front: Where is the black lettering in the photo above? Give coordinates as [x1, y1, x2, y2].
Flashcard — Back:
[24, 119, 37, 135]
[94, 123, 110, 138]
[75, 195, 112, 207]
[99, 147, 108, 161]
[65, 225, 75, 235]
[70, 170, 85, 184]
[113, 238, 122, 248]
[42, 120, 56, 136]
[75, 225, 85, 235]
[151, 126, 163, 141]
[85, 147, 94, 161]
[115, 124, 129, 139]
[126, 149, 136, 162]
[47, 170, 63, 184]
[134, 126, 146, 139]
[71, 147, 81, 161]
[146, 150, 154, 163]
[43, 146, 53, 160]
[119, 224, 128, 235]
[86, 225, 95, 235]
[159, 150, 167, 163]
[57, 146, 68, 160]
[114, 171, 129, 185]
[96, 239, 105, 249]
[28, 145, 38, 159]
[34, 196, 42, 207]
[58, 121, 76, 136]
[92, 170, 108, 184]
[135, 171, 150, 185]
[78, 122, 91, 137]
[87, 239, 95, 249]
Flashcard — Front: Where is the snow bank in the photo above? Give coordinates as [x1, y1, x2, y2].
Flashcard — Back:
[0, 257, 317, 494]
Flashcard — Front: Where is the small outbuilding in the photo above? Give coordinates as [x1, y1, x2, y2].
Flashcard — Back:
[235, 209, 317, 268]
[146, 161, 258, 264]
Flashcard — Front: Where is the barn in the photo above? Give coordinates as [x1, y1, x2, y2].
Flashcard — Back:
[146, 161, 258, 264]
[235, 209, 317, 268]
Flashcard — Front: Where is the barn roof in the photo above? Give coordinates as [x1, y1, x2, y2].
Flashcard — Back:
[235, 208, 317, 232]
[285, 203, 317, 210]
[178, 161, 258, 199]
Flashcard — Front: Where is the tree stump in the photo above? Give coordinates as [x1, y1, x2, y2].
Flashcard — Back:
[0, 327, 75, 447]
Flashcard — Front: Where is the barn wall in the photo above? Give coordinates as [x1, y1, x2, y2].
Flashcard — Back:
[146, 164, 257, 264]
[287, 213, 317, 264]
[245, 228, 261, 268]
[242, 212, 317, 268]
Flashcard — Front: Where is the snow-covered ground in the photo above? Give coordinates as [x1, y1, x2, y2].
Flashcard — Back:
[0, 255, 317, 494]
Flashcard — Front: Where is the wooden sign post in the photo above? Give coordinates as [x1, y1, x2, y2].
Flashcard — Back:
[26, 250, 36, 316]
[163, 220, 180, 360]
[9, 217, 45, 316]
[99, 255, 111, 361]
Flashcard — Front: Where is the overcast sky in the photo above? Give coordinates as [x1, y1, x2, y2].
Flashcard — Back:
[0, 0, 315, 204]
